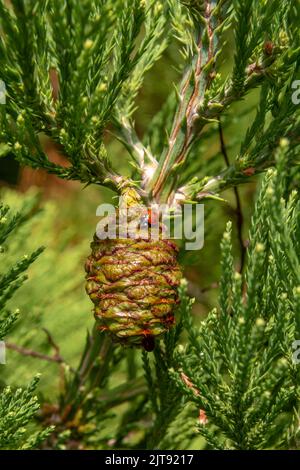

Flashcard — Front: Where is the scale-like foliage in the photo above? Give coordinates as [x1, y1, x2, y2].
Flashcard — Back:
[0, 0, 299, 204]
[165, 146, 300, 449]
[0, 0, 300, 451]
[0, 196, 53, 449]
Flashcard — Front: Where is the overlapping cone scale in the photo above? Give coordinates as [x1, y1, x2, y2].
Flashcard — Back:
[85, 212, 182, 350]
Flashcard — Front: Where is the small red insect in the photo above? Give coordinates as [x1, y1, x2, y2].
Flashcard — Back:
[242, 167, 256, 176]
[264, 41, 274, 56]
[140, 208, 160, 228]
[147, 207, 159, 226]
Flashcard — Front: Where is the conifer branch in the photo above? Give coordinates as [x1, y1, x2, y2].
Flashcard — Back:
[0, 197, 53, 449]
[148, 0, 226, 202]
[147, 0, 299, 205]
[166, 148, 300, 449]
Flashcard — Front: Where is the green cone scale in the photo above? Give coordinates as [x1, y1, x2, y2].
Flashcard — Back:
[85, 190, 182, 350]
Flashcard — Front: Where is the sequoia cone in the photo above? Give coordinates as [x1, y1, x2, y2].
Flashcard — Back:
[85, 190, 181, 351]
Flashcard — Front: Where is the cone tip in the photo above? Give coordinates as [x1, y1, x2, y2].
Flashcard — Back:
[142, 335, 155, 352]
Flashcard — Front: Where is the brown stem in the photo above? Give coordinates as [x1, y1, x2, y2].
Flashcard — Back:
[152, 1, 216, 201]
[6, 342, 64, 364]
[218, 120, 246, 272]
[42, 327, 61, 358]
[5, 327, 71, 367]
